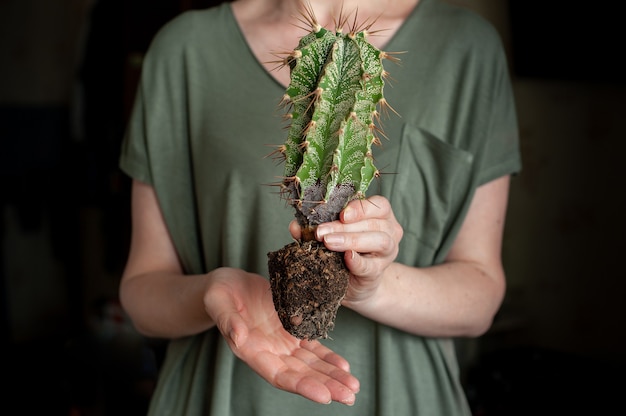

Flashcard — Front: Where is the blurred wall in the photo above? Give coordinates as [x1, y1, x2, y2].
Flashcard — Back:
[451, 0, 626, 363]
[1, 0, 97, 343]
[0, 0, 91, 105]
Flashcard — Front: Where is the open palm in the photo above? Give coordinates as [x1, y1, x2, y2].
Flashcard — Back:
[205, 267, 360, 405]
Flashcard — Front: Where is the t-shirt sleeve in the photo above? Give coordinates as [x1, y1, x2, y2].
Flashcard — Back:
[118, 12, 195, 187]
[119, 82, 153, 185]
[475, 31, 522, 186]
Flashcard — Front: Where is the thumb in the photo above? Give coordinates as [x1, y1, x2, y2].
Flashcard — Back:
[343, 250, 363, 275]
[209, 294, 249, 350]
[227, 314, 249, 349]
[217, 309, 249, 350]
[289, 220, 302, 240]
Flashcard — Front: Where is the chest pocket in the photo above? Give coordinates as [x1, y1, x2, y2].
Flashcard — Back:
[374, 123, 474, 267]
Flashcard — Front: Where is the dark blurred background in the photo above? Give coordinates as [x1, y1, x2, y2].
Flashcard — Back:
[1, 1, 624, 415]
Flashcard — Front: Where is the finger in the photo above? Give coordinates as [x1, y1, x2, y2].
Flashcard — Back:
[256, 351, 333, 404]
[343, 249, 368, 277]
[324, 378, 357, 405]
[289, 220, 302, 239]
[342, 195, 392, 223]
[207, 289, 250, 350]
[296, 342, 359, 391]
[291, 346, 360, 399]
[275, 353, 357, 405]
[322, 229, 397, 256]
[224, 313, 249, 350]
[300, 340, 352, 373]
[279, 371, 333, 404]
[318, 207, 399, 240]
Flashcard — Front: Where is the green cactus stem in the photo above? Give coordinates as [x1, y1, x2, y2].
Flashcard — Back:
[276, 5, 394, 238]
[267, 3, 397, 340]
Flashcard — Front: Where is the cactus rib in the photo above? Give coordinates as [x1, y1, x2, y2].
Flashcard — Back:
[275, 4, 395, 229]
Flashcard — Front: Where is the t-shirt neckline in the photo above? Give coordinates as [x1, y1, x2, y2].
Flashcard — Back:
[225, 0, 426, 90]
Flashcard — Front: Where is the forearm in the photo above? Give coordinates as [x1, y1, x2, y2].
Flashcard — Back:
[343, 260, 505, 338]
[120, 270, 216, 339]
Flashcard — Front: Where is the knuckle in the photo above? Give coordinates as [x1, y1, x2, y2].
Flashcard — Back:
[357, 257, 373, 276]
[380, 234, 395, 253]
[394, 222, 404, 240]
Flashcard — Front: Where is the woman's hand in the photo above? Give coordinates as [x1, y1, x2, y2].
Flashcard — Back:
[290, 196, 404, 305]
[288, 178, 510, 338]
[204, 267, 360, 406]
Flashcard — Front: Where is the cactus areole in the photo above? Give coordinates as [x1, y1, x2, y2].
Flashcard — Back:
[267, 4, 395, 340]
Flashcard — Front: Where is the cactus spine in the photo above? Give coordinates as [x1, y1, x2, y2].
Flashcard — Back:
[276, 5, 393, 233]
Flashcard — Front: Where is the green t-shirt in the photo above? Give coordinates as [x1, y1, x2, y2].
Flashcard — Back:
[120, 0, 521, 414]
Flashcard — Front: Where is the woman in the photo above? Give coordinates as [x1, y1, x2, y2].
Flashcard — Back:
[119, 0, 521, 414]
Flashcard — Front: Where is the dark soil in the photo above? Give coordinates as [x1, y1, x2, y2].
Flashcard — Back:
[267, 240, 349, 340]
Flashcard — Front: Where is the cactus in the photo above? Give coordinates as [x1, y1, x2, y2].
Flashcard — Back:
[267, 3, 396, 340]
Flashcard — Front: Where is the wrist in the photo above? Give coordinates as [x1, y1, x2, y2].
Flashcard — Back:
[342, 262, 408, 324]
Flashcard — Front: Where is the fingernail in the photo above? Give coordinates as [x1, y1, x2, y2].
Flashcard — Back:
[324, 234, 344, 244]
[343, 206, 355, 222]
[230, 330, 239, 348]
[316, 225, 329, 239]
[342, 395, 356, 406]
